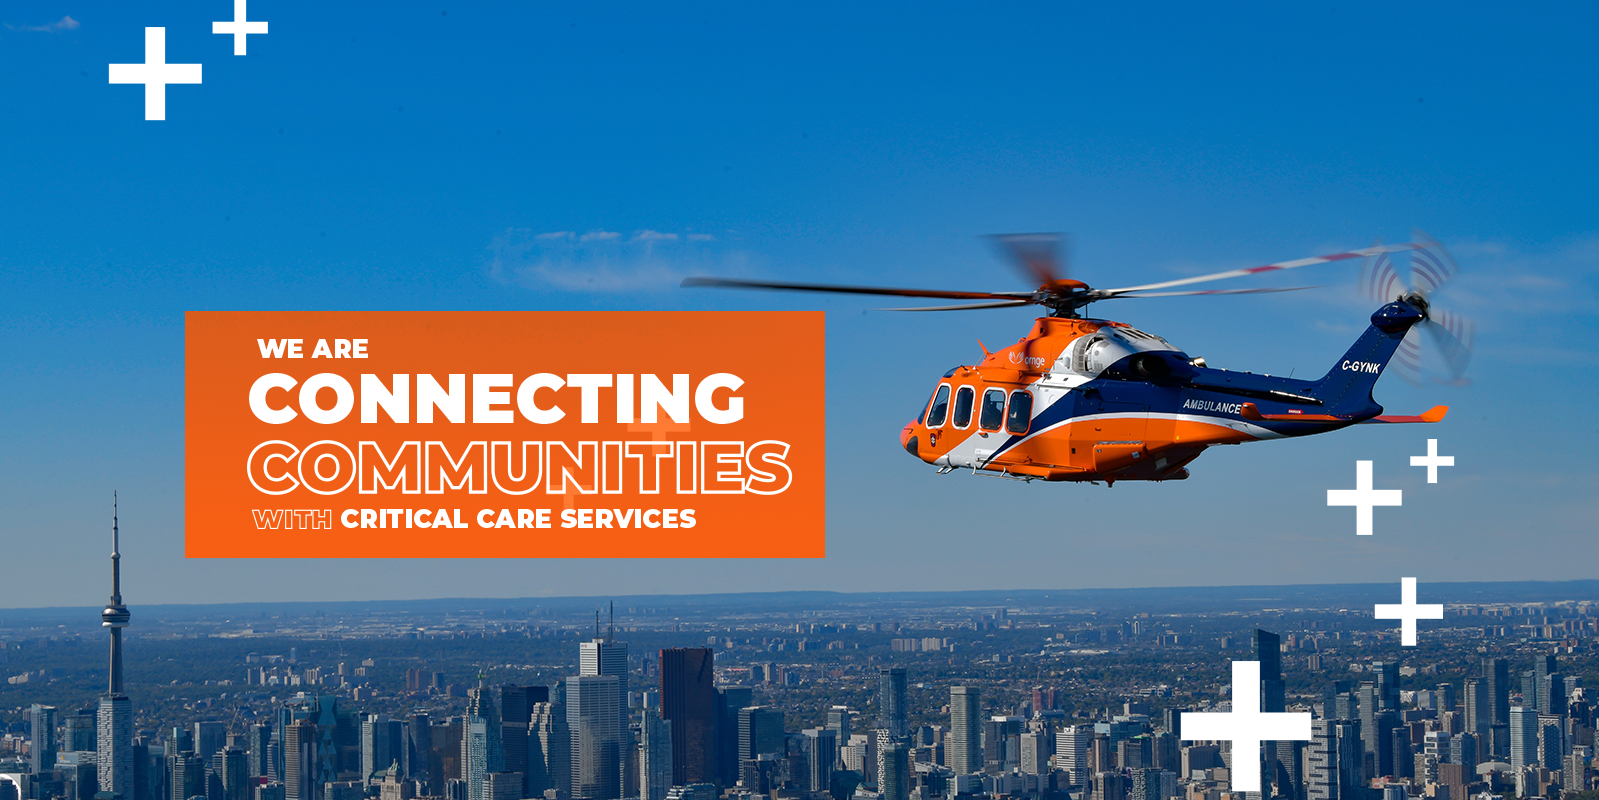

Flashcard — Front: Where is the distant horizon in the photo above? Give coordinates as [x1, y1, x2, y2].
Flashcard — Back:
[4, 577, 1596, 617]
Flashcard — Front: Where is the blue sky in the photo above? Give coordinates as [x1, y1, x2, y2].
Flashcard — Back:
[3, 2, 1597, 607]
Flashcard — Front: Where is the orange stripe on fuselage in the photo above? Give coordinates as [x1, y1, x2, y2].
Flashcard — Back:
[915, 414, 1257, 474]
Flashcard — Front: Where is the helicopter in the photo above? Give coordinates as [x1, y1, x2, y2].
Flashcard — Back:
[682, 232, 1473, 485]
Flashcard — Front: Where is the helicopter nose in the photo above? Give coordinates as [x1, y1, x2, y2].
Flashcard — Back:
[900, 424, 919, 458]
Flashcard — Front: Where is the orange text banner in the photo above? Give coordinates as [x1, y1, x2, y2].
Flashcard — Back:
[185, 310, 826, 558]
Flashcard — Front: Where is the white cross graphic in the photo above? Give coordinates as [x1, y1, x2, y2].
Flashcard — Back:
[1327, 460, 1402, 536]
[1182, 661, 1311, 793]
[108, 28, 203, 121]
[1374, 577, 1443, 646]
[213, 0, 269, 55]
[1410, 438, 1454, 483]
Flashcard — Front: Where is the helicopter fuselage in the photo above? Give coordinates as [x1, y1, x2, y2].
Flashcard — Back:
[899, 301, 1434, 484]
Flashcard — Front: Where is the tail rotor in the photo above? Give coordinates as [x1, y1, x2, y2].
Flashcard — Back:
[1358, 230, 1476, 386]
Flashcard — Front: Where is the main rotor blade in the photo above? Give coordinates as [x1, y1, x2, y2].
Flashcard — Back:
[1359, 240, 1408, 304]
[1100, 285, 1319, 299]
[681, 276, 1032, 302]
[883, 300, 1037, 312]
[988, 233, 1066, 285]
[1101, 242, 1430, 296]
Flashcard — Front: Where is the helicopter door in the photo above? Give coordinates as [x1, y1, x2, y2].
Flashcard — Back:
[1069, 388, 1149, 469]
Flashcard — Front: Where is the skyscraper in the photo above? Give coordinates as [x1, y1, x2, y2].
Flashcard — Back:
[99, 496, 134, 800]
[639, 710, 673, 800]
[247, 724, 271, 779]
[1306, 719, 1362, 800]
[659, 649, 717, 786]
[581, 626, 629, 723]
[1529, 655, 1555, 711]
[221, 748, 250, 800]
[714, 687, 753, 789]
[1509, 706, 1537, 771]
[528, 700, 569, 799]
[31, 704, 58, 775]
[1255, 630, 1284, 800]
[1483, 658, 1510, 726]
[948, 687, 982, 775]
[464, 686, 505, 800]
[1371, 662, 1399, 712]
[568, 675, 623, 800]
[802, 729, 836, 795]
[876, 739, 909, 800]
[283, 720, 317, 800]
[498, 685, 547, 796]
[878, 669, 908, 741]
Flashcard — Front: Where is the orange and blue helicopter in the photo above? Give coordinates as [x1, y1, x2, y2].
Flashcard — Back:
[685, 232, 1474, 485]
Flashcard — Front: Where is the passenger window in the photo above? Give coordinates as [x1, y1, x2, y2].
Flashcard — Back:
[1006, 391, 1032, 434]
[926, 385, 951, 427]
[979, 388, 1006, 431]
[953, 386, 975, 429]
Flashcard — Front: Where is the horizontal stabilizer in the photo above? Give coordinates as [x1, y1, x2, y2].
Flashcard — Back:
[1357, 405, 1449, 424]
[1240, 403, 1350, 423]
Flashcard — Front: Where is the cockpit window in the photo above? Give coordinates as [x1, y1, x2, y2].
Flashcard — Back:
[979, 388, 1006, 431]
[952, 386, 975, 429]
[925, 384, 951, 427]
[1006, 391, 1032, 434]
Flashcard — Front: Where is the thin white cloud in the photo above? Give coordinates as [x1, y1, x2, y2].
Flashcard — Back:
[7, 15, 79, 32]
[485, 227, 748, 293]
[687, 233, 717, 242]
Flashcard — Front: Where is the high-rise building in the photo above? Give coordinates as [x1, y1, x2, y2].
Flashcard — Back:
[1508, 706, 1537, 771]
[639, 710, 672, 800]
[878, 669, 908, 741]
[363, 716, 405, 783]
[248, 725, 272, 779]
[405, 713, 431, 784]
[1020, 732, 1051, 775]
[1306, 719, 1362, 800]
[170, 751, 205, 800]
[1483, 658, 1510, 735]
[194, 722, 226, 762]
[1055, 725, 1092, 785]
[65, 709, 98, 752]
[802, 729, 836, 795]
[659, 649, 716, 786]
[714, 688, 752, 789]
[948, 687, 982, 775]
[498, 685, 546, 796]
[1531, 655, 1556, 712]
[221, 748, 250, 800]
[1536, 717, 1562, 770]
[528, 700, 569, 799]
[568, 675, 622, 800]
[826, 707, 851, 745]
[98, 497, 135, 800]
[464, 686, 505, 800]
[581, 634, 629, 723]
[737, 708, 784, 764]
[283, 720, 317, 800]
[876, 740, 909, 800]
[1463, 678, 1487, 752]
[1371, 662, 1400, 713]
[1255, 630, 1285, 800]
[31, 703, 59, 775]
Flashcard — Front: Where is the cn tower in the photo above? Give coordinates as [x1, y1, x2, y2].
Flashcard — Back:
[97, 493, 132, 799]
